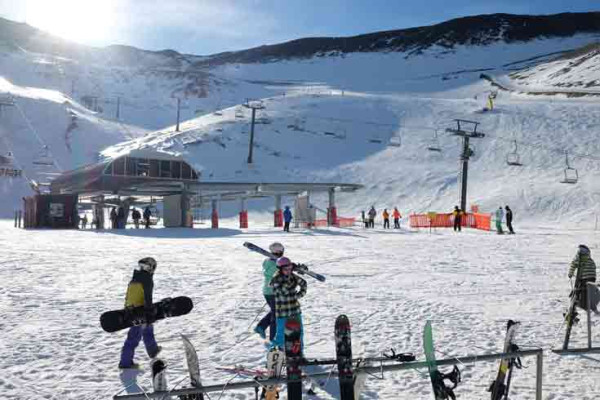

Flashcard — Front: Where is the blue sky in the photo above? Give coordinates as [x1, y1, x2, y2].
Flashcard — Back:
[0, 0, 598, 55]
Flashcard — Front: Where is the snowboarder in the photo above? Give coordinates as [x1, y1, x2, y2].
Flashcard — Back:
[452, 206, 463, 232]
[131, 208, 142, 229]
[505, 205, 515, 234]
[110, 207, 118, 229]
[119, 257, 161, 369]
[143, 206, 152, 229]
[393, 207, 401, 229]
[495, 206, 504, 234]
[283, 206, 293, 232]
[368, 206, 376, 228]
[270, 256, 307, 352]
[255, 242, 284, 342]
[382, 209, 390, 229]
[568, 245, 597, 310]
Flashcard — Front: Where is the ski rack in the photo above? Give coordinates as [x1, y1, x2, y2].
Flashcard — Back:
[553, 282, 600, 355]
[112, 348, 544, 400]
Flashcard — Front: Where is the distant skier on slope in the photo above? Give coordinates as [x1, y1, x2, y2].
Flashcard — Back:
[255, 242, 284, 342]
[382, 208, 390, 229]
[119, 257, 161, 369]
[270, 256, 307, 353]
[505, 205, 515, 234]
[568, 245, 597, 311]
[452, 206, 463, 232]
[393, 207, 401, 229]
[283, 206, 293, 232]
[495, 206, 504, 234]
[368, 206, 376, 228]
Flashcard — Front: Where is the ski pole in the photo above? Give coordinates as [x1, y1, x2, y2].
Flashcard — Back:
[246, 302, 267, 332]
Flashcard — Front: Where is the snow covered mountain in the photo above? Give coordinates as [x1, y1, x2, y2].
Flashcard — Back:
[1, 13, 600, 227]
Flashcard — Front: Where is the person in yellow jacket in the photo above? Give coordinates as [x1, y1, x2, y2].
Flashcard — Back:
[452, 206, 464, 232]
[382, 209, 390, 229]
[119, 257, 161, 369]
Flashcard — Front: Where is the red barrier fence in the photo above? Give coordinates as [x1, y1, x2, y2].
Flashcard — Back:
[409, 212, 491, 231]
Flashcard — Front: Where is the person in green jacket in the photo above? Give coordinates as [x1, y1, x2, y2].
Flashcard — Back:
[568, 244, 597, 309]
[254, 242, 284, 341]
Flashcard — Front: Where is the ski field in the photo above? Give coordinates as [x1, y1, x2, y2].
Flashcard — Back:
[2, 13, 600, 400]
[1, 218, 599, 399]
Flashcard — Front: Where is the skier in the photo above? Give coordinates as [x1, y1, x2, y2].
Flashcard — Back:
[361, 210, 366, 228]
[368, 206, 376, 228]
[254, 242, 284, 341]
[283, 206, 293, 232]
[110, 207, 118, 229]
[393, 207, 401, 229]
[382, 209, 390, 229]
[119, 257, 161, 369]
[131, 208, 142, 229]
[117, 206, 126, 229]
[495, 206, 504, 234]
[81, 214, 88, 229]
[143, 206, 152, 229]
[270, 256, 307, 352]
[505, 205, 515, 234]
[568, 245, 597, 310]
[452, 206, 463, 232]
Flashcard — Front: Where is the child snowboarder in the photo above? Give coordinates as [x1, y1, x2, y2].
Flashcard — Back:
[270, 256, 307, 353]
[255, 242, 284, 341]
[119, 257, 161, 368]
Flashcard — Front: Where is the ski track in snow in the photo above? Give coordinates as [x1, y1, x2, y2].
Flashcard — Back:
[2, 219, 600, 399]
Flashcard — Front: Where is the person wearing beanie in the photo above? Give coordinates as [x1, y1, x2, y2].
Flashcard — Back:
[568, 245, 597, 310]
[270, 256, 307, 352]
[254, 242, 284, 341]
[119, 257, 161, 369]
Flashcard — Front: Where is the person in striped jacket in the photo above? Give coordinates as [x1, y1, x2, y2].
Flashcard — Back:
[568, 244, 597, 309]
[270, 256, 307, 352]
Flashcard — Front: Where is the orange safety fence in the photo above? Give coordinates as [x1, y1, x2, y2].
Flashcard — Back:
[409, 212, 491, 231]
[298, 217, 356, 228]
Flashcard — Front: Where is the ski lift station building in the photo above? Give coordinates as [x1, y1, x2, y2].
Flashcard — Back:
[23, 149, 362, 229]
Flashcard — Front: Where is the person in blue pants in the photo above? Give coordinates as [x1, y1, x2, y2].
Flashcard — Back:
[270, 256, 307, 353]
[119, 257, 161, 369]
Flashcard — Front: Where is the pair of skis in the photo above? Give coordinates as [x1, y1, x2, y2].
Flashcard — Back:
[243, 242, 326, 282]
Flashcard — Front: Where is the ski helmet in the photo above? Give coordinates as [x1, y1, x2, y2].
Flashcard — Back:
[269, 242, 285, 255]
[276, 257, 292, 268]
[138, 257, 157, 274]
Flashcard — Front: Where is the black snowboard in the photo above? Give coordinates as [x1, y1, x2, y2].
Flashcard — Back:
[284, 316, 303, 400]
[335, 315, 355, 400]
[100, 296, 193, 333]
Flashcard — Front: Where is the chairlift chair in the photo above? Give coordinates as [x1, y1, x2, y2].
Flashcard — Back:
[560, 151, 578, 184]
[32, 146, 54, 166]
[506, 140, 523, 166]
[388, 136, 401, 147]
[0, 151, 14, 166]
[427, 129, 442, 152]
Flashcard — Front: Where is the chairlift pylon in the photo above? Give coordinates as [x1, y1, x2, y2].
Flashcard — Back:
[560, 151, 578, 184]
[506, 140, 523, 166]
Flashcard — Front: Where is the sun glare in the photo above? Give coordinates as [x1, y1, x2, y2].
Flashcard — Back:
[25, 0, 115, 45]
